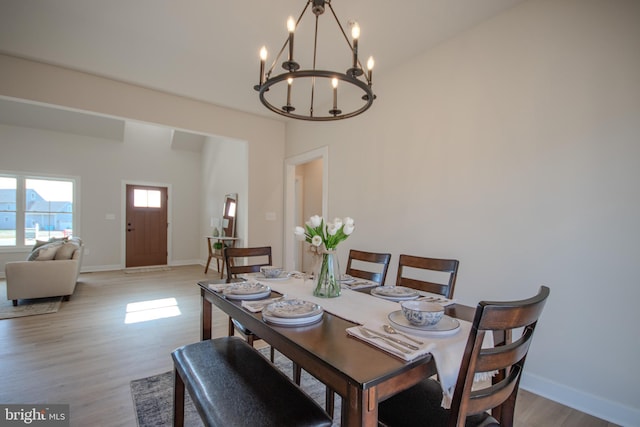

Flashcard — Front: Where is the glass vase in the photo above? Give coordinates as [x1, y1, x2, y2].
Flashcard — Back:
[313, 249, 341, 298]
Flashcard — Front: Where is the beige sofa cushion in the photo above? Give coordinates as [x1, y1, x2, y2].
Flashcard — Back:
[55, 241, 80, 260]
[27, 241, 64, 261]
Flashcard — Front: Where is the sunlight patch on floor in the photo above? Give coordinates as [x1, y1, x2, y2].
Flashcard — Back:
[125, 298, 181, 324]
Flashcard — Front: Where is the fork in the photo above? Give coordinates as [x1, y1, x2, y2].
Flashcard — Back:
[358, 328, 410, 355]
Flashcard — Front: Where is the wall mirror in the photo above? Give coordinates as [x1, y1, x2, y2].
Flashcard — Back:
[222, 193, 237, 237]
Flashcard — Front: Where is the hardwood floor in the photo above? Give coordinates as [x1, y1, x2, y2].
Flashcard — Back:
[0, 265, 615, 426]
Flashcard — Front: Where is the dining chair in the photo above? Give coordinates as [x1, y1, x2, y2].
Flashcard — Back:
[224, 246, 274, 361]
[378, 285, 550, 427]
[345, 249, 392, 285]
[395, 254, 460, 299]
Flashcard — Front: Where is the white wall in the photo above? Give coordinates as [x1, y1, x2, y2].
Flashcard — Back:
[201, 135, 249, 263]
[285, 0, 640, 425]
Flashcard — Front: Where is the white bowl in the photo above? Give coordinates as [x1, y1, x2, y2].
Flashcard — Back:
[260, 266, 282, 278]
[400, 300, 444, 326]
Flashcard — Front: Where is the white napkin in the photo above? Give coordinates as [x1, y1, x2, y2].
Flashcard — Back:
[208, 283, 230, 292]
[346, 324, 436, 361]
[241, 296, 286, 313]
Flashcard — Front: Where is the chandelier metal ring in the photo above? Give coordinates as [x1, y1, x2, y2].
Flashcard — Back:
[258, 70, 374, 121]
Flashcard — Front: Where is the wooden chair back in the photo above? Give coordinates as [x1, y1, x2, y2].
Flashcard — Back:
[224, 246, 272, 282]
[396, 254, 459, 298]
[449, 285, 550, 427]
[345, 249, 392, 285]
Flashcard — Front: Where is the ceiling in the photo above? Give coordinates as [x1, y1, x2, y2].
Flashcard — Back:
[0, 0, 526, 123]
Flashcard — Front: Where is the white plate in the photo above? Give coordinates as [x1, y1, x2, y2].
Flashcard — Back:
[371, 286, 419, 301]
[223, 283, 271, 300]
[264, 299, 322, 319]
[339, 274, 355, 284]
[262, 311, 324, 326]
[224, 290, 272, 300]
[259, 272, 290, 281]
[388, 311, 461, 337]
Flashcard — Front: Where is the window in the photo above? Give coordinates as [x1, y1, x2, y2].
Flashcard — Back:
[0, 173, 76, 248]
[133, 188, 162, 208]
[0, 177, 17, 246]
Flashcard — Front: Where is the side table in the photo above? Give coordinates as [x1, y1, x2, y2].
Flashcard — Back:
[204, 236, 239, 278]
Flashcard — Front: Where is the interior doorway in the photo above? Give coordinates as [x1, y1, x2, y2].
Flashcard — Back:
[125, 184, 168, 267]
[284, 147, 328, 272]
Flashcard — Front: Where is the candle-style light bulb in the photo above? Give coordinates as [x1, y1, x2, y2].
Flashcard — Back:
[332, 78, 338, 109]
[287, 77, 293, 106]
[287, 16, 295, 62]
[259, 46, 267, 85]
[367, 56, 374, 84]
[351, 23, 360, 40]
[351, 23, 360, 69]
[329, 77, 341, 116]
[282, 77, 296, 113]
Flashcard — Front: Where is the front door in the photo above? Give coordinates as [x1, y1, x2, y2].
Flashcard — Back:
[125, 184, 168, 267]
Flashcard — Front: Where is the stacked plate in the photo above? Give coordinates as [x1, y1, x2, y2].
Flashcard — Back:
[388, 311, 461, 337]
[338, 274, 356, 285]
[263, 299, 323, 326]
[371, 286, 419, 301]
[222, 282, 271, 300]
[257, 271, 290, 281]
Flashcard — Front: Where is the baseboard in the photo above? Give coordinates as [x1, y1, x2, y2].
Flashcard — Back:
[521, 372, 639, 426]
[170, 259, 202, 267]
[80, 264, 121, 273]
[80, 260, 202, 273]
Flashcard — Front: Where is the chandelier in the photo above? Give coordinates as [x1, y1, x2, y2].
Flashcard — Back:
[254, 0, 376, 121]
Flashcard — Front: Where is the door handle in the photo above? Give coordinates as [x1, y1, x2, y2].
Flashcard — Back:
[127, 228, 135, 232]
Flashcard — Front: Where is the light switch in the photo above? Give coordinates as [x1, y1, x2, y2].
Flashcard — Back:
[265, 212, 277, 221]
[105, 213, 116, 220]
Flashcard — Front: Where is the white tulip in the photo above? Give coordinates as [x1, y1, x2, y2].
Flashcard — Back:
[308, 215, 322, 228]
[294, 226, 306, 241]
[343, 217, 355, 227]
[327, 223, 339, 236]
[332, 217, 343, 228]
[343, 223, 355, 235]
[311, 235, 323, 247]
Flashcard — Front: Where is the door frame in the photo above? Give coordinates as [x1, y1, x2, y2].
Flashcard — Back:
[283, 146, 328, 271]
[121, 180, 173, 269]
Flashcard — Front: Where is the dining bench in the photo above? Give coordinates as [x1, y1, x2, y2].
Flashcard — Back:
[171, 336, 333, 427]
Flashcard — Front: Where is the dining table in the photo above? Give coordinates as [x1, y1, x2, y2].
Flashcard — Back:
[197, 275, 476, 427]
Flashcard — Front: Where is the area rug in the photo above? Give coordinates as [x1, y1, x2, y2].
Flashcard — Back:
[0, 284, 62, 320]
[131, 347, 341, 426]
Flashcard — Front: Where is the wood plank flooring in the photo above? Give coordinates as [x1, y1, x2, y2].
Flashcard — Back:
[0, 265, 616, 426]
